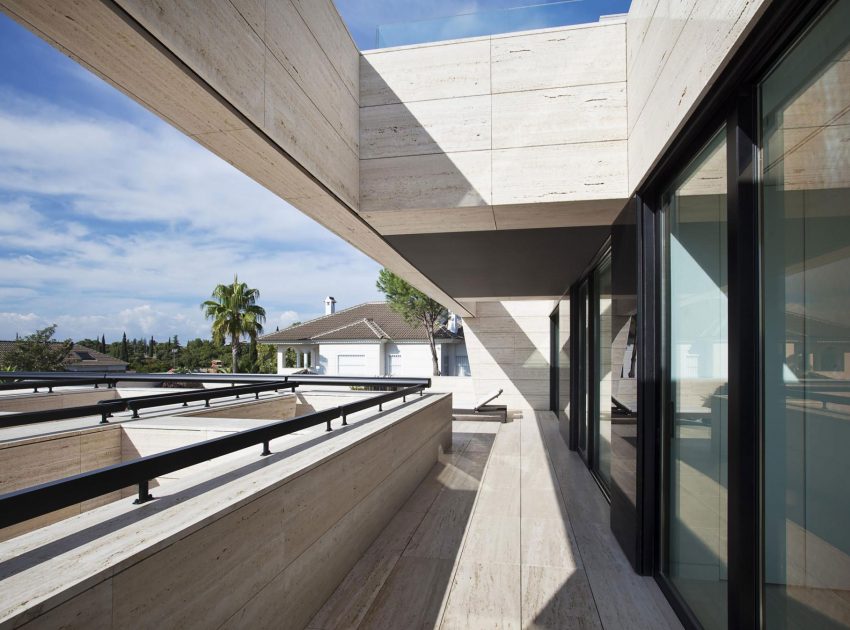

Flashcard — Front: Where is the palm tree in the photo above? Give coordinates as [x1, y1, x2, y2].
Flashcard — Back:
[201, 275, 267, 373]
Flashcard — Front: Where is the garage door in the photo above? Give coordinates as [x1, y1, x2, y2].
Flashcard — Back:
[337, 354, 366, 375]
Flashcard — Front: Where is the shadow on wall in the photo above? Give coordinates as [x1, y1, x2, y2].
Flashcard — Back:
[358, 56, 493, 234]
[462, 300, 555, 411]
[308, 424, 496, 627]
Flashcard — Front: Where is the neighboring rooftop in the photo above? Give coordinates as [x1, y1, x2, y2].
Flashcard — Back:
[261, 302, 460, 343]
[0, 342, 129, 371]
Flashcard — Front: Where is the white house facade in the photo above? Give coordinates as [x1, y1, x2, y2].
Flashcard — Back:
[261, 302, 468, 378]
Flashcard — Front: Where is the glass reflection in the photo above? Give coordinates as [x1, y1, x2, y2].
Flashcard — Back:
[595, 254, 613, 488]
[761, 2, 850, 627]
[664, 128, 728, 630]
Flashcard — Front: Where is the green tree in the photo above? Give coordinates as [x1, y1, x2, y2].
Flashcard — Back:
[120, 332, 129, 362]
[4, 325, 73, 371]
[256, 343, 277, 373]
[376, 268, 448, 376]
[201, 275, 267, 373]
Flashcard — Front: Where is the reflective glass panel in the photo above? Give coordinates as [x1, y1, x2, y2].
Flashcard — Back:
[595, 254, 613, 488]
[664, 128, 728, 630]
[761, 2, 850, 626]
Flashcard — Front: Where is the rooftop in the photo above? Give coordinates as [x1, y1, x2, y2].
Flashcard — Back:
[0, 342, 128, 370]
[260, 302, 460, 343]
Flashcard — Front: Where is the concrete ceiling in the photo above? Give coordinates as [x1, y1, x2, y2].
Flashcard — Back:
[386, 226, 611, 300]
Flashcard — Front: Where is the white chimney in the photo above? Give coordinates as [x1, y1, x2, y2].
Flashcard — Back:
[324, 296, 336, 315]
[448, 312, 461, 334]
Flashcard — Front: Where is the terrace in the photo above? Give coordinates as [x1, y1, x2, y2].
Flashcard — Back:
[0, 373, 679, 628]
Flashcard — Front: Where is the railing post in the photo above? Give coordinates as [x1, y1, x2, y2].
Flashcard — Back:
[255, 392, 259, 400]
[131, 406, 139, 419]
[205, 398, 210, 408]
[341, 411, 348, 426]
[326, 418, 332, 432]
[183, 401, 188, 407]
[261, 440, 271, 456]
[379, 403, 383, 411]
[133, 480, 154, 504]
[100, 413, 109, 424]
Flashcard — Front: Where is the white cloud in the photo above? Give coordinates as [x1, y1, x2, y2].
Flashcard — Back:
[0, 89, 382, 342]
[276, 310, 300, 330]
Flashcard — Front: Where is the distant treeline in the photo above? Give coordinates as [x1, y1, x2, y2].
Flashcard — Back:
[80, 335, 296, 373]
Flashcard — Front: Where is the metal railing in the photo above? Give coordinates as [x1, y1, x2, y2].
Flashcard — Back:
[0, 373, 430, 429]
[0, 371, 430, 388]
[0, 379, 429, 529]
[0, 377, 117, 393]
[0, 380, 297, 429]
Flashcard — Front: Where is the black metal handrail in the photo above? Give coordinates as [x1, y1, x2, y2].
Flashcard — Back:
[0, 378, 117, 393]
[0, 384, 427, 529]
[0, 381, 296, 429]
[123, 381, 296, 418]
[0, 374, 431, 429]
[0, 371, 431, 388]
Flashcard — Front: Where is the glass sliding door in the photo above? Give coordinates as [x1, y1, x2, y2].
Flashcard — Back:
[578, 278, 590, 458]
[663, 128, 728, 630]
[593, 253, 613, 489]
[761, 2, 850, 626]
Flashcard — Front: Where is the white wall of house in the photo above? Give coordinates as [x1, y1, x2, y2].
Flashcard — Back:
[317, 343, 382, 376]
[274, 340, 471, 377]
[384, 342, 440, 378]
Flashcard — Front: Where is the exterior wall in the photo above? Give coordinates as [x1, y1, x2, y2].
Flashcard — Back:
[384, 341, 440, 377]
[111, 0, 359, 207]
[626, 0, 771, 191]
[274, 341, 451, 377]
[463, 300, 555, 410]
[359, 20, 629, 235]
[0, 388, 120, 413]
[0, 426, 122, 542]
[1, 395, 453, 630]
[318, 342, 383, 376]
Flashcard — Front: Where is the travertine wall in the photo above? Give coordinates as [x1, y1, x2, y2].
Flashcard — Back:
[359, 20, 629, 235]
[112, 0, 359, 207]
[0, 426, 123, 542]
[2, 394, 452, 630]
[626, 0, 771, 191]
[0, 388, 120, 412]
[463, 300, 555, 410]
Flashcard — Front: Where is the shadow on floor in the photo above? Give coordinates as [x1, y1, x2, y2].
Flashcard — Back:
[306, 426, 496, 629]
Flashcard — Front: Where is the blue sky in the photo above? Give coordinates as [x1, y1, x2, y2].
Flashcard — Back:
[0, 13, 385, 342]
[0, 1, 629, 343]
[335, 0, 630, 49]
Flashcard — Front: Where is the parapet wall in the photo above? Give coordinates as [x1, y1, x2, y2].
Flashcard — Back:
[0, 393, 452, 629]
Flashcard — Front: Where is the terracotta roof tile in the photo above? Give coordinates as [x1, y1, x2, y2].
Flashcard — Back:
[261, 302, 459, 343]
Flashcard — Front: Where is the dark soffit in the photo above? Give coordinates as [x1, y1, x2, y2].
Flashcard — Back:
[386, 226, 611, 299]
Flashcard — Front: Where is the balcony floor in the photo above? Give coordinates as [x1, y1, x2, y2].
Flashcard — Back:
[307, 411, 682, 629]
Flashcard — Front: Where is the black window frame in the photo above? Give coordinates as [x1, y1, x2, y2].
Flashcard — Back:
[632, 2, 833, 628]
